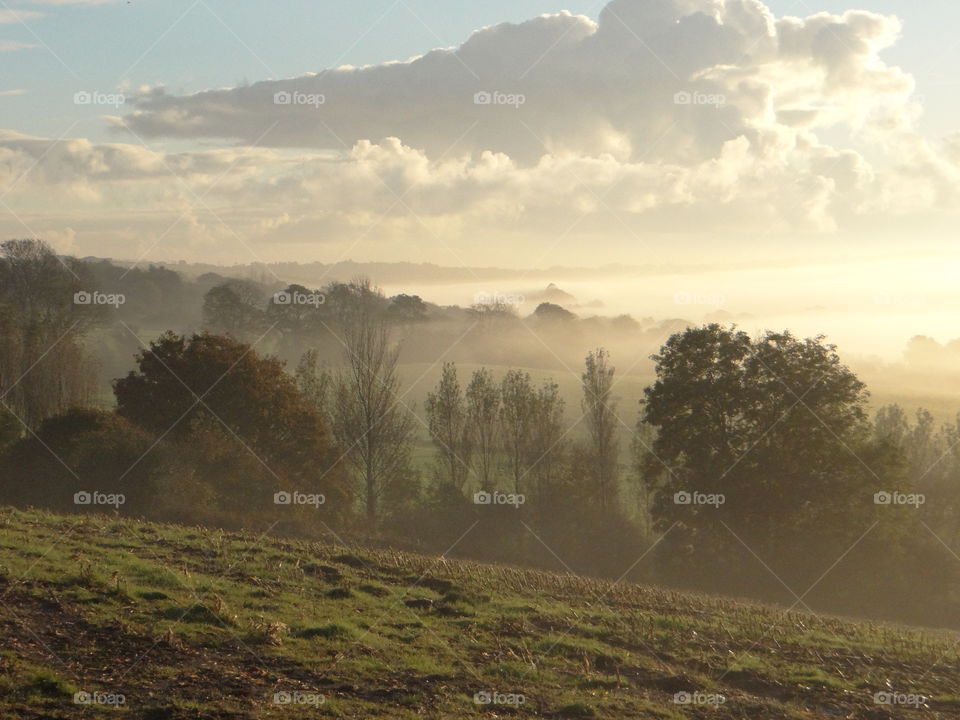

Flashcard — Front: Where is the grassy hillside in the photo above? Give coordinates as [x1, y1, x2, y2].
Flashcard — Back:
[1, 507, 958, 719]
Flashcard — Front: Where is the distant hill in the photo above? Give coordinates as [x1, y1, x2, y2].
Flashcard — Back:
[83, 257, 658, 286]
[527, 282, 578, 305]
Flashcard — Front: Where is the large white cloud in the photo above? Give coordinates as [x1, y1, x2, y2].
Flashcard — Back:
[118, 0, 913, 166]
[2, 0, 960, 265]
[2, 126, 955, 265]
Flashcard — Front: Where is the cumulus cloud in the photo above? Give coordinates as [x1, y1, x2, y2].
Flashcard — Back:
[3, 0, 960, 264]
[4, 126, 958, 267]
[120, 0, 913, 166]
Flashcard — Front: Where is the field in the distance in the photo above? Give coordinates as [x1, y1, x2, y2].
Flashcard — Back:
[0, 507, 957, 719]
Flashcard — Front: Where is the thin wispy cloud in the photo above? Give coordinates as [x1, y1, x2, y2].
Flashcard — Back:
[27, 0, 120, 5]
[0, 9, 46, 23]
[0, 40, 38, 51]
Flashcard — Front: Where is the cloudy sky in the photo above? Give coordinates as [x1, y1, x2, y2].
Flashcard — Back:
[1, 0, 959, 279]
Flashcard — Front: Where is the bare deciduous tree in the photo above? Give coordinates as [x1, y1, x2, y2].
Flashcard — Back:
[295, 348, 331, 415]
[424, 362, 472, 491]
[582, 348, 619, 510]
[331, 279, 416, 522]
[466, 368, 500, 493]
[0, 239, 96, 429]
[527, 380, 566, 507]
[499, 369, 534, 496]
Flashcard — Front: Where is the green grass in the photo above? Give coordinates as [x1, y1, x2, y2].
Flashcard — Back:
[1, 505, 959, 718]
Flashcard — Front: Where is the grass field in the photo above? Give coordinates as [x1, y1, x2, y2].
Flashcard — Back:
[1, 506, 958, 719]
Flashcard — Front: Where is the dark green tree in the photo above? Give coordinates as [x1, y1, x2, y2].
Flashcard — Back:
[641, 325, 890, 592]
[0, 408, 158, 513]
[201, 279, 265, 337]
[386, 294, 429, 324]
[114, 331, 349, 516]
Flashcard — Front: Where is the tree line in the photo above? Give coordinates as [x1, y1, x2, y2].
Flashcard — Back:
[1, 239, 959, 628]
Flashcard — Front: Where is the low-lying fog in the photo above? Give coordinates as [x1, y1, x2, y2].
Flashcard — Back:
[376, 254, 960, 364]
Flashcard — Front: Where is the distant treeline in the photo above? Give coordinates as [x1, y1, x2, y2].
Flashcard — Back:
[1, 239, 958, 629]
[36, 246, 683, 395]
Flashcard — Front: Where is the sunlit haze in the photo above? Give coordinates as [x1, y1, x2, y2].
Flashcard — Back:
[3, 2, 960, 718]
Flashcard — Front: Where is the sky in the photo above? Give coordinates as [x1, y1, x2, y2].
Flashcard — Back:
[1, 1, 959, 139]
[2, 0, 960, 352]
